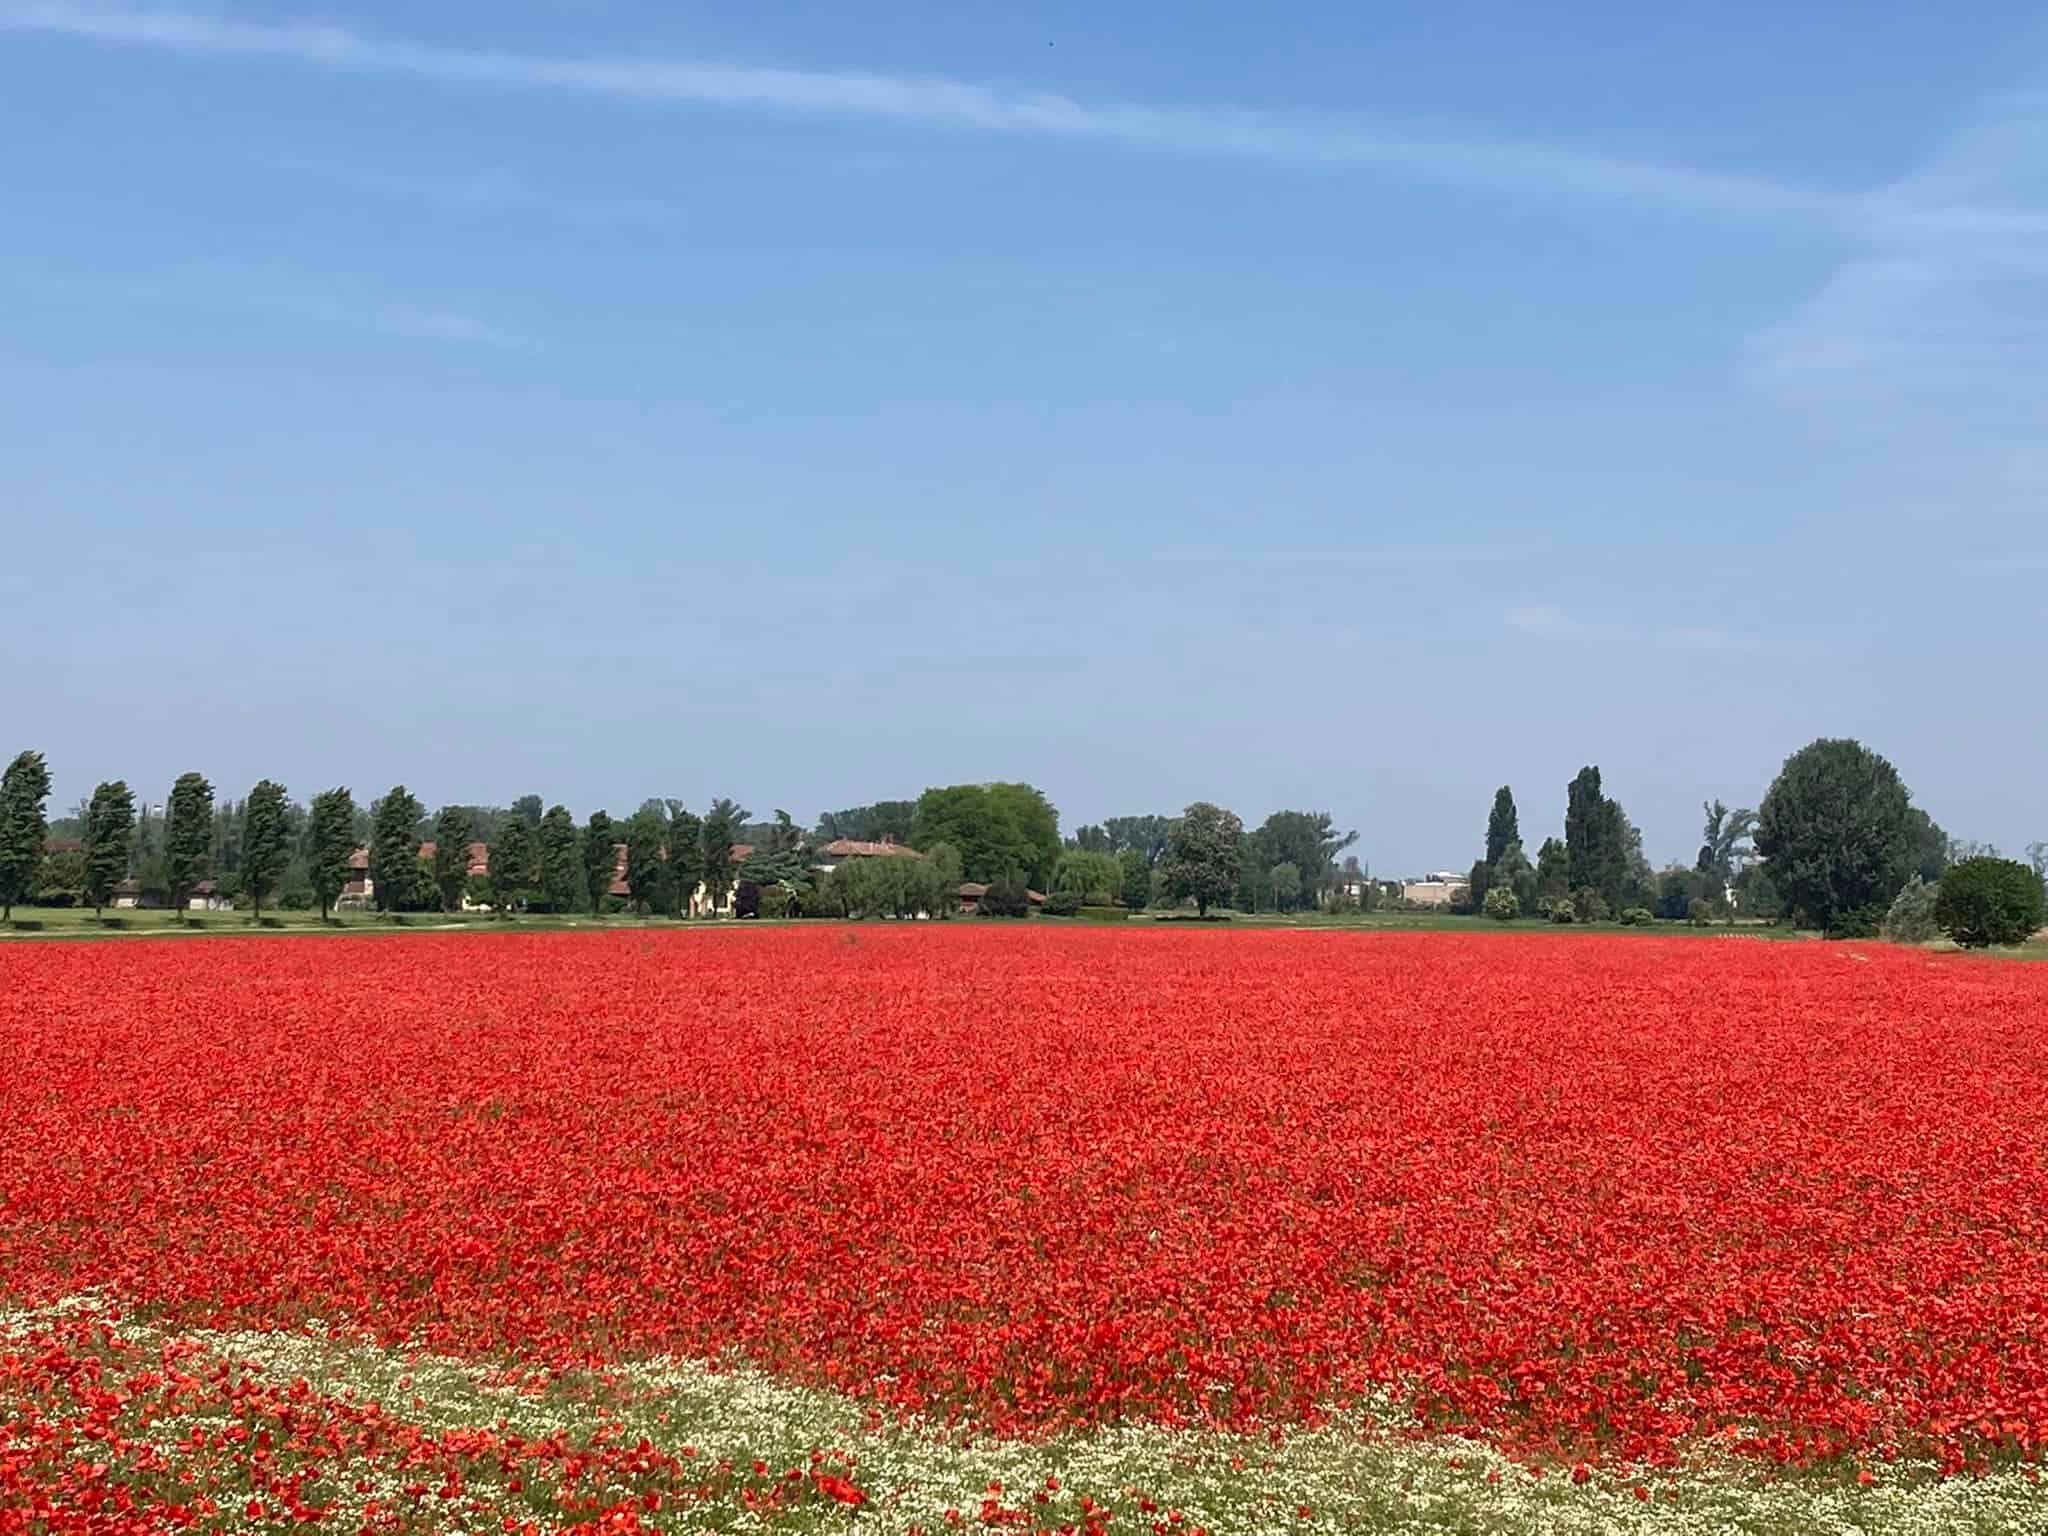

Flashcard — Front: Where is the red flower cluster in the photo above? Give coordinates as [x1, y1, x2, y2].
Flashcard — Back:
[5, 927, 2048, 1473]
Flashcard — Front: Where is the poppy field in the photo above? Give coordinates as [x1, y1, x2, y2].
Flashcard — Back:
[6, 925, 2048, 1532]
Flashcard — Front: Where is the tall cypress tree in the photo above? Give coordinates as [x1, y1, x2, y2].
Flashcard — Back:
[241, 780, 292, 921]
[488, 816, 537, 915]
[581, 810, 616, 916]
[667, 808, 704, 918]
[1485, 786, 1520, 868]
[0, 751, 53, 921]
[82, 779, 136, 918]
[164, 772, 215, 921]
[369, 785, 424, 914]
[1565, 767, 1608, 898]
[538, 805, 580, 913]
[432, 805, 473, 913]
[306, 788, 356, 922]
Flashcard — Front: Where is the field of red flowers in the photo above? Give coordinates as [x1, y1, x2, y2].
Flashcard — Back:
[6, 925, 2048, 1517]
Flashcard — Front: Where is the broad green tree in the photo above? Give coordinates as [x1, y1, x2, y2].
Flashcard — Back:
[1485, 787, 1520, 867]
[369, 786, 424, 914]
[488, 816, 537, 914]
[1696, 800, 1758, 889]
[164, 772, 216, 920]
[1565, 767, 1628, 913]
[0, 750, 53, 921]
[510, 794, 544, 828]
[581, 810, 616, 915]
[240, 780, 292, 921]
[1755, 738, 1918, 935]
[1535, 836, 1570, 901]
[1162, 802, 1243, 918]
[814, 801, 917, 845]
[82, 779, 136, 917]
[1935, 857, 2046, 949]
[911, 783, 1061, 890]
[538, 805, 580, 913]
[1052, 848, 1121, 904]
[431, 806, 473, 912]
[306, 788, 357, 921]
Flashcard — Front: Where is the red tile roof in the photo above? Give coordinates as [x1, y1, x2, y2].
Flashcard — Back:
[420, 840, 490, 877]
[823, 838, 921, 859]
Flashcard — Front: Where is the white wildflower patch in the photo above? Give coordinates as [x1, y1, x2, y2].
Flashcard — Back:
[6, 1297, 2044, 1534]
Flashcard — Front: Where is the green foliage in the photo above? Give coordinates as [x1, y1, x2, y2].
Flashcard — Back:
[305, 788, 356, 921]
[164, 772, 216, 919]
[1492, 840, 1537, 912]
[33, 848, 86, 907]
[1687, 897, 1714, 927]
[1162, 802, 1242, 918]
[1908, 808, 1952, 885]
[1268, 861, 1304, 912]
[432, 806, 473, 913]
[1043, 890, 1084, 917]
[815, 801, 916, 845]
[622, 810, 666, 914]
[368, 785, 423, 915]
[1052, 848, 1122, 904]
[1755, 738, 1918, 935]
[826, 847, 955, 919]
[665, 808, 704, 918]
[1618, 907, 1655, 927]
[510, 795, 544, 829]
[1881, 876, 1940, 944]
[537, 805, 580, 913]
[240, 780, 292, 920]
[911, 783, 1061, 890]
[1548, 897, 1576, 925]
[699, 798, 746, 916]
[1101, 815, 1173, 864]
[1483, 885, 1519, 921]
[1697, 800, 1757, 886]
[1534, 837, 1570, 901]
[1485, 787, 1520, 867]
[1118, 848, 1152, 911]
[977, 878, 1033, 919]
[1935, 857, 2046, 949]
[1564, 767, 1629, 914]
[1245, 811, 1358, 909]
[1571, 886, 1609, 924]
[581, 811, 616, 917]
[0, 750, 54, 921]
[488, 817, 537, 913]
[82, 779, 135, 917]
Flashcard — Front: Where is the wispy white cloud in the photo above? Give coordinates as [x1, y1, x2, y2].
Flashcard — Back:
[1158, 543, 1544, 569]
[0, 2, 1864, 227]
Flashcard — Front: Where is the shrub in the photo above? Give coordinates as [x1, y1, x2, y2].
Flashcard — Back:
[978, 879, 1032, 919]
[1483, 886, 1519, 922]
[1549, 898, 1576, 925]
[1043, 891, 1083, 917]
[1881, 876, 1940, 944]
[1687, 897, 1714, 927]
[1619, 907, 1654, 927]
[1935, 857, 2047, 949]
[1571, 887, 1609, 924]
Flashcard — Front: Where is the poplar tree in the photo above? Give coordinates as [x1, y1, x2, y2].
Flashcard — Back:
[369, 786, 424, 914]
[306, 788, 357, 922]
[240, 780, 292, 921]
[581, 810, 616, 916]
[432, 806, 473, 913]
[82, 779, 136, 917]
[0, 751, 53, 921]
[164, 772, 216, 920]
[538, 805, 580, 913]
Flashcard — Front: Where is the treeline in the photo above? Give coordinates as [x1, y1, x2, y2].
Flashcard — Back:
[1455, 739, 2045, 945]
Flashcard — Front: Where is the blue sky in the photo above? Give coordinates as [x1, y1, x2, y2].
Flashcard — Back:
[3, 2, 2044, 872]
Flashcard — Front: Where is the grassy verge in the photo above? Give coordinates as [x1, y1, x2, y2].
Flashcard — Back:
[4, 1298, 2042, 1534]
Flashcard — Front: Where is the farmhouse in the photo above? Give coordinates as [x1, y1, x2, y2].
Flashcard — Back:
[1400, 871, 1471, 907]
[811, 837, 923, 875]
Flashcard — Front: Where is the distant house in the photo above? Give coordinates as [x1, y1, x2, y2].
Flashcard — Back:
[110, 878, 163, 910]
[606, 841, 757, 915]
[1401, 871, 1470, 907]
[811, 837, 923, 876]
[419, 840, 492, 910]
[342, 848, 373, 908]
[955, 882, 1047, 914]
[187, 880, 233, 913]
